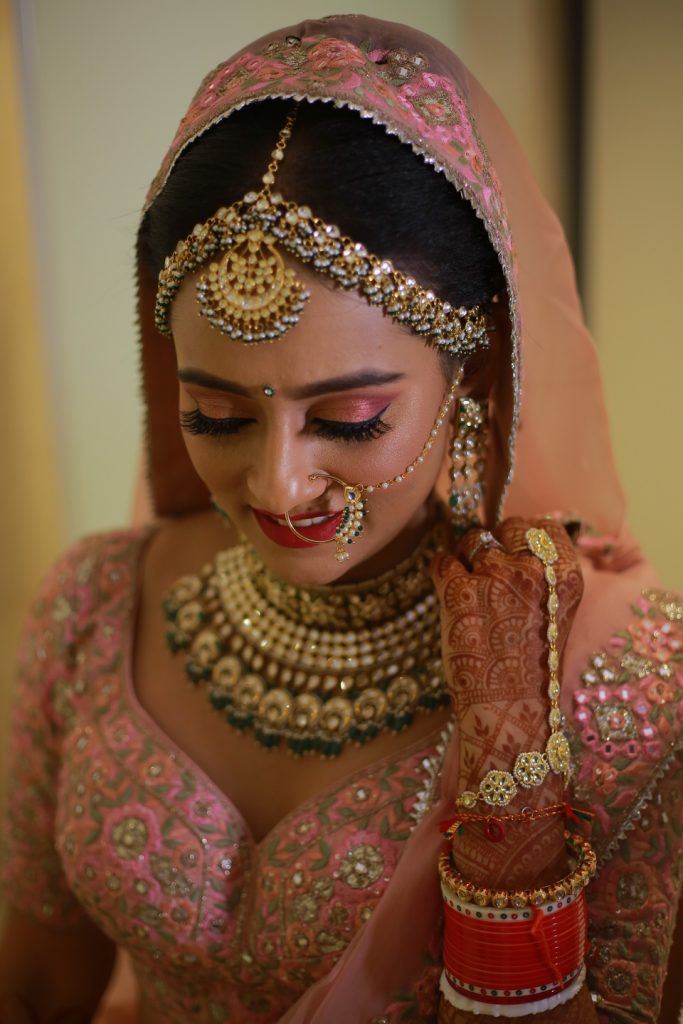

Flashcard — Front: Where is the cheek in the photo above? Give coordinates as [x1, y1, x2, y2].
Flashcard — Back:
[352, 413, 451, 524]
[181, 436, 240, 493]
[360, 399, 451, 485]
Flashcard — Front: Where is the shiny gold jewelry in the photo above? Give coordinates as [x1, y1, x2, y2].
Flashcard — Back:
[439, 831, 597, 910]
[456, 527, 569, 809]
[283, 378, 460, 563]
[163, 525, 448, 756]
[449, 396, 488, 534]
[527, 526, 571, 778]
[155, 107, 490, 358]
[284, 478, 368, 563]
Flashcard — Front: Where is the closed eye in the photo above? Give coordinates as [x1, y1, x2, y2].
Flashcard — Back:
[179, 408, 253, 437]
[313, 408, 392, 443]
[179, 405, 393, 443]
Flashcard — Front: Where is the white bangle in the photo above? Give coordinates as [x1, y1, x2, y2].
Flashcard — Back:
[439, 963, 586, 1017]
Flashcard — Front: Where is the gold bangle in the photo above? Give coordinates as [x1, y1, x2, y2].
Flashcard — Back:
[438, 830, 597, 910]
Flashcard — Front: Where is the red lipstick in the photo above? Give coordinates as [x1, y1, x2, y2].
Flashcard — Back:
[252, 508, 344, 548]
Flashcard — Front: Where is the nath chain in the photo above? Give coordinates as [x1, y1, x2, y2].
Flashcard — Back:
[292, 373, 462, 564]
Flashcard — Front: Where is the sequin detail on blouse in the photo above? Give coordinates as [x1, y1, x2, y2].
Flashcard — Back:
[0, 530, 443, 1023]
[571, 590, 683, 1022]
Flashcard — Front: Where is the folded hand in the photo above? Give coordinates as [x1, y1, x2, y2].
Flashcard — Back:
[431, 517, 583, 804]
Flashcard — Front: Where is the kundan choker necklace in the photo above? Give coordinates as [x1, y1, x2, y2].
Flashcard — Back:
[163, 524, 448, 756]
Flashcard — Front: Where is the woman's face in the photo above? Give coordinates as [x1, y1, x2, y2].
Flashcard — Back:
[171, 264, 458, 586]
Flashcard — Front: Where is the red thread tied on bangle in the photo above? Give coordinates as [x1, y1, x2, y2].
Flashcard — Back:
[441, 890, 588, 1004]
[439, 802, 594, 840]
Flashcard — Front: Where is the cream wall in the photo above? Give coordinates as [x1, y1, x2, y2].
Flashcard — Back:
[0, 0, 64, 815]
[584, 0, 683, 587]
[450, 0, 573, 238]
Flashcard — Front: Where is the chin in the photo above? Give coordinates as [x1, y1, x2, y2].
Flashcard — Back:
[243, 529, 380, 587]
[257, 547, 359, 587]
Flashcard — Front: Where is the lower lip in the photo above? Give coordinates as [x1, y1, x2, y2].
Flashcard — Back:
[252, 509, 344, 549]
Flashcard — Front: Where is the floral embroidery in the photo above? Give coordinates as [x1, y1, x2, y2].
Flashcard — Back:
[0, 530, 440, 1023]
[571, 590, 683, 1022]
[369, 46, 429, 86]
[261, 37, 309, 69]
[593, 702, 638, 741]
[146, 32, 514, 284]
[338, 843, 384, 889]
[573, 591, 683, 835]
[405, 86, 461, 127]
[111, 816, 149, 859]
[615, 869, 649, 910]
[379, 926, 443, 1022]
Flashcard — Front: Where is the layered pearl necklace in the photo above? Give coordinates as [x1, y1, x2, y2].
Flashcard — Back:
[163, 525, 448, 756]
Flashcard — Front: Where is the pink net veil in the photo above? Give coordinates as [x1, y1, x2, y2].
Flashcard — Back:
[129, 15, 644, 1020]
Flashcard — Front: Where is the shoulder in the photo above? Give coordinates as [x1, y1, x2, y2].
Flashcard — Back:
[565, 530, 678, 696]
[18, 527, 151, 679]
[29, 527, 151, 625]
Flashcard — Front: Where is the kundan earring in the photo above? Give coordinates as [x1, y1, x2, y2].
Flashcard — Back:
[448, 395, 488, 534]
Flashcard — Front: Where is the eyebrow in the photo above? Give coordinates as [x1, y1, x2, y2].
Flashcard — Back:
[176, 368, 405, 399]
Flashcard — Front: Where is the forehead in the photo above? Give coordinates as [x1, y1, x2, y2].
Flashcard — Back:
[170, 262, 438, 388]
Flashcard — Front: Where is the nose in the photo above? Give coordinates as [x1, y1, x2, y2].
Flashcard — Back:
[246, 424, 327, 514]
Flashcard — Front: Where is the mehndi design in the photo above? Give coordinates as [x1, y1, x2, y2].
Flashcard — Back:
[456, 527, 571, 808]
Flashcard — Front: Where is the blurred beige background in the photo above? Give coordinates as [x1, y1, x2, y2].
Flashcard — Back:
[1, 0, 681, 821]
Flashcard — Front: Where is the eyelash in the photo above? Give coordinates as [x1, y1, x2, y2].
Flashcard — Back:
[179, 407, 392, 444]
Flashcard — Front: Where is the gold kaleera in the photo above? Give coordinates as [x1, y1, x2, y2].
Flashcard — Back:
[456, 527, 571, 809]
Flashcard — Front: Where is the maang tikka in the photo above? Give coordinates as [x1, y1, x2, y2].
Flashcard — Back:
[155, 105, 491, 361]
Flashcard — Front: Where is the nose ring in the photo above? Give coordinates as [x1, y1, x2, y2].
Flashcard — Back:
[283, 474, 367, 563]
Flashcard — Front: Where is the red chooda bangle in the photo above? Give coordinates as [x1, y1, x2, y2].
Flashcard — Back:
[440, 887, 588, 1007]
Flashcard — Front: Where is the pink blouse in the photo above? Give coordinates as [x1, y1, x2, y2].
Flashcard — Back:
[1, 529, 681, 1023]
[0, 529, 447, 1022]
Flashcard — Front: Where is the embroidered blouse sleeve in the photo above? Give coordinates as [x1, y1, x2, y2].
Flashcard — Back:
[571, 589, 683, 1023]
[0, 536, 105, 926]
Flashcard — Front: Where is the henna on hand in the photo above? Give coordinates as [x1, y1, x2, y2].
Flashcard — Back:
[450, 810, 567, 889]
[432, 518, 583, 880]
[431, 517, 583, 721]
[433, 522, 597, 1023]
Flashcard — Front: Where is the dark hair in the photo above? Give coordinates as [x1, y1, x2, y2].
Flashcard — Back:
[140, 100, 504, 313]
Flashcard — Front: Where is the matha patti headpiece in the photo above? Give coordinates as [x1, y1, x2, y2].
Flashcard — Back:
[155, 106, 490, 358]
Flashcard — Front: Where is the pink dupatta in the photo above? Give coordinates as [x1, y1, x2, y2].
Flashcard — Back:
[119, 15, 679, 1022]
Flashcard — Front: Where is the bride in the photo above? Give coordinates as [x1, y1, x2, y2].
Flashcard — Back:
[1, 15, 680, 1024]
